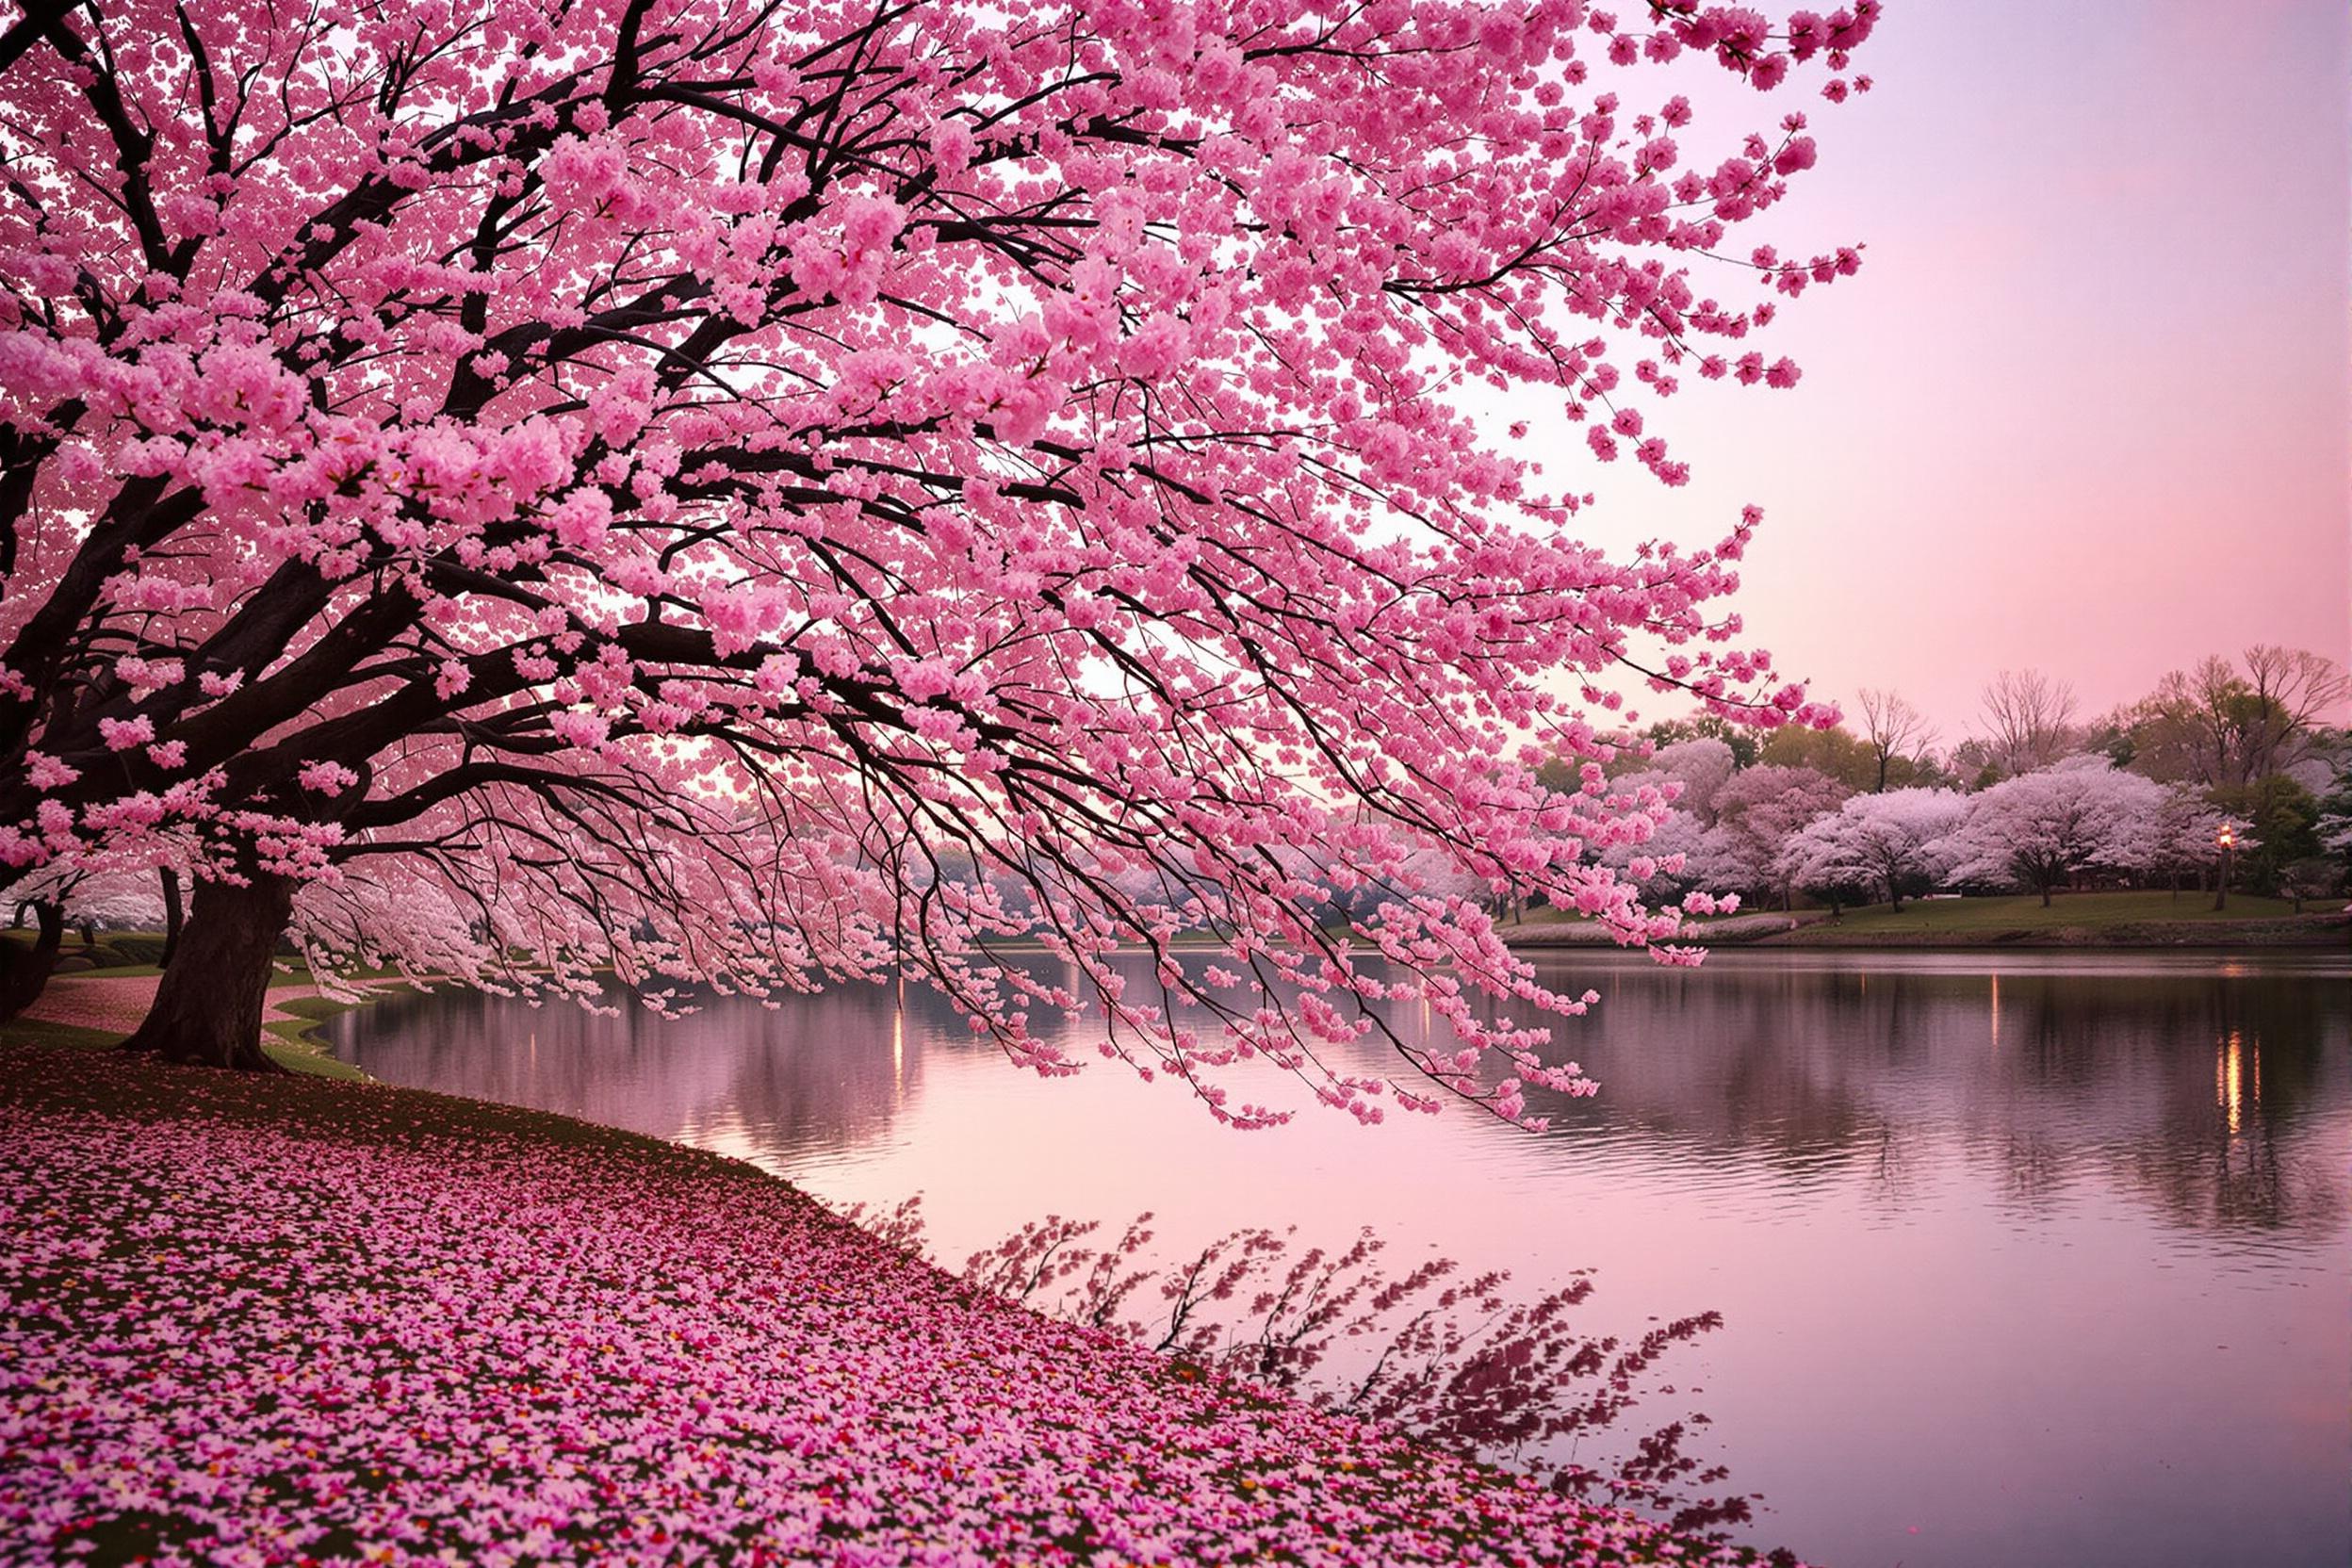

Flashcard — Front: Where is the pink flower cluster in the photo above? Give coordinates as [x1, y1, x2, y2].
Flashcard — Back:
[0, 0, 1871, 1121]
[0, 1046, 1797, 1568]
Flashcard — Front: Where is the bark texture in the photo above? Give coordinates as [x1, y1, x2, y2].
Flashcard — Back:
[121, 874, 293, 1071]
[0, 900, 63, 1021]
[158, 868, 184, 970]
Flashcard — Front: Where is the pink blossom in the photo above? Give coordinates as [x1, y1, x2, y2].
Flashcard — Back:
[0, 0, 1875, 1125]
[298, 760, 360, 795]
[24, 753, 76, 791]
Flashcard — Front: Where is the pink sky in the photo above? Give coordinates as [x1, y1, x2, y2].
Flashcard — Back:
[1553, 0, 2350, 740]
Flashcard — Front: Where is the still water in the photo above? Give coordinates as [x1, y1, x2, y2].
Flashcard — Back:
[327, 950, 2351, 1568]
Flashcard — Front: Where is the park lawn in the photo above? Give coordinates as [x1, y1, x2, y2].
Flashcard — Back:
[0, 1041, 1788, 1568]
[3, 948, 385, 1079]
[1770, 890, 2348, 942]
[1511, 890, 2346, 947]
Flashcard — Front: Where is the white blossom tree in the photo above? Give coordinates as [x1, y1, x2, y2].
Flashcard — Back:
[1776, 787, 1966, 911]
[1934, 759, 2167, 906]
[2113, 780, 2234, 897]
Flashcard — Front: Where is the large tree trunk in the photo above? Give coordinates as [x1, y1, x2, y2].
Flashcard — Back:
[0, 900, 65, 1021]
[121, 874, 293, 1071]
[157, 868, 185, 969]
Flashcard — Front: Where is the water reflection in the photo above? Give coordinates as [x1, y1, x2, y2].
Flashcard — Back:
[1462, 957, 2352, 1249]
[346, 980, 924, 1163]
[338, 955, 2352, 1249]
[328, 952, 2352, 1568]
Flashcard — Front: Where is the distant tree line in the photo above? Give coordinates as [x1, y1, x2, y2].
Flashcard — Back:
[1533, 645, 2350, 915]
[16, 647, 2348, 970]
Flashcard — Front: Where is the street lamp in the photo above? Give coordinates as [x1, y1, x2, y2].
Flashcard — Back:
[2213, 825, 2235, 912]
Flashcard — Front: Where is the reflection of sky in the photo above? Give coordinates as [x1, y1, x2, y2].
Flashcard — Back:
[330, 951, 2352, 1568]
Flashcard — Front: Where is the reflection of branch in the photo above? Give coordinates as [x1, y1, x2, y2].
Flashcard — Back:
[831, 1195, 1766, 1544]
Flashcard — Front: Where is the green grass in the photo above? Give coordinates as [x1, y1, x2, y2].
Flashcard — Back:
[260, 992, 384, 1080]
[3, 950, 391, 1081]
[3, 1011, 370, 1081]
[0, 1018, 131, 1052]
[1772, 890, 2346, 942]
[1510, 890, 2347, 947]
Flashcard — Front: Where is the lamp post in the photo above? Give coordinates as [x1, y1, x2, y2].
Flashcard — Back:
[2213, 825, 2235, 912]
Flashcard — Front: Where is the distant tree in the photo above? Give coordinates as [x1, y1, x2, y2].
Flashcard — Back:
[1593, 808, 1718, 904]
[2124, 647, 2349, 790]
[2278, 858, 2340, 913]
[1932, 759, 2166, 907]
[1709, 765, 1850, 908]
[2240, 646, 2350, 778]
[1754, 723, 1880, 792]
[0, 893, 62, 1019]
[0, 842, 184, 1018]
[1609, 740, 1739, 828]
[2075, 709, 2139, 770]
[1900, 749, 1962, 791]
[2208, 776, 2324, 897]
[1637, 713, 1761, 772]
[1946, 736, 2001, 791]
[1854, 689, 1936, 793]
[2116, 783, 2232, 897]
[1776, 788, 1966, 912]
[1974, 669, 2079, 778]
[0, 860, 174, 1013]
[2316, 764, 2352, 875]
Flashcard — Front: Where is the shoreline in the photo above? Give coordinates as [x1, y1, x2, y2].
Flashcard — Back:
[0, 1038, 1793, 1567]
[1501, 897, 2351, 954]
[8, 962, 409, 1080]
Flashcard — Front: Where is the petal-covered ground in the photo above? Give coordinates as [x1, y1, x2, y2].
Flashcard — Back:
[0, 1044, 1793, 1567]
[20, 972, 351, 1036]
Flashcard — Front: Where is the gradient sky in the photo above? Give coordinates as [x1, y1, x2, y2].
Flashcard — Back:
[1551, 0, 2350, 740]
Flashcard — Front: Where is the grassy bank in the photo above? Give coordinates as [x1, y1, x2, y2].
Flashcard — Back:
[0, 1041, 1788, 1567]
[1507, 891, 2348, 951]
[1752, 891, 2349, 948]
[3, 939, 390, 1078]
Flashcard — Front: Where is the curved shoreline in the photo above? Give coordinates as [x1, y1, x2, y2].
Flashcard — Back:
[0, 1039, 1791, 1567]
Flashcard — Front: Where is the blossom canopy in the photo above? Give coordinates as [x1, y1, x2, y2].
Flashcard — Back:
[0, 0, 1874, 1115]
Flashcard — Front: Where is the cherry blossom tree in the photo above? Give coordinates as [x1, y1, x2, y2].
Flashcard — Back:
[1706, 761, 1846, 906]
[1578, 735, 1739, 902]
[1592, 805, 1716, 902]
[2113, 779, 2230, 898]
[1932, 757, 2166, 906]
[0, 831, 182, 1014]
[1613, 736, 1739, 825]
[2316, 765, 2352, 866]
[0, 0, 1873, 1104]
[1775, 786, 1964, 911]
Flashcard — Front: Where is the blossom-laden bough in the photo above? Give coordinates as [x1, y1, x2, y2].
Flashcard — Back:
[0, 0, 1873, 1117]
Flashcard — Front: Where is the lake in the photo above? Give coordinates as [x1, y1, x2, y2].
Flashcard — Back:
[325, 948, 2352, 1568]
